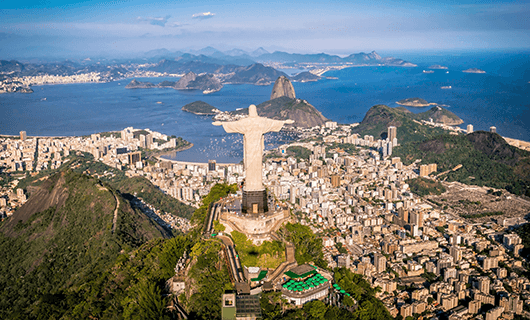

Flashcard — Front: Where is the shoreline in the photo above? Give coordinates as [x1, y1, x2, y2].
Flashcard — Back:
[157, 157, 237, 167]
[503, 137, 530, 152]
[153, 143, 194, 158]
[156, 140, 240, 166]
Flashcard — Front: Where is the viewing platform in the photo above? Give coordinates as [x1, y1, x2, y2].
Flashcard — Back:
[216, 193, 290, 244]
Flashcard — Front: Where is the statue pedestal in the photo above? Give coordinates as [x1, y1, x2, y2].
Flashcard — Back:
[216, 193, 290, 245]
[242, 189, 268, 214]
[219, 206, 289, 245]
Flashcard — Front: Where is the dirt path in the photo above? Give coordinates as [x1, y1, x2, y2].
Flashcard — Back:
[111, 191, 119, 234]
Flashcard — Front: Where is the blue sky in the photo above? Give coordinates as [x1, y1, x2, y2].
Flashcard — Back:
[1, 0, 529, 58]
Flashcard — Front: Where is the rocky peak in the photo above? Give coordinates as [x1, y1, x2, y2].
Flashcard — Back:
[174, 71, 197, 89]
[368, 51, 382, 60]
[270, 76, 296, 100]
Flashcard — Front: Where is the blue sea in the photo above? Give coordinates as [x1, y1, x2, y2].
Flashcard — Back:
[1, 50, 529, 163]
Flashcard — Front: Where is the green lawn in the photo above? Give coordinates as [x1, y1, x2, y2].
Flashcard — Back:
[231, 231, 285, 269]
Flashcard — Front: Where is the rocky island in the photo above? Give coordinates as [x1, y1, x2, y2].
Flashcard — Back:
[181, 101, 219, 115]
[396, 97, 437, 107]
[125, 79, 156, 89]
[463, 68, 486, 74]
[125, 72, 223, 94]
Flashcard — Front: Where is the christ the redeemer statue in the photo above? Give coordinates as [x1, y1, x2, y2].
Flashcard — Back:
[213, 104, 294, 214]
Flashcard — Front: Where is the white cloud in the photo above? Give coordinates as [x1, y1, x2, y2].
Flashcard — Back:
[137, 15, 171, 27]
[192, 12, 215, 20]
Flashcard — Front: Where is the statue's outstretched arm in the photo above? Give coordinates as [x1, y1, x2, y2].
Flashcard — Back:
[213, 120, 246, 134]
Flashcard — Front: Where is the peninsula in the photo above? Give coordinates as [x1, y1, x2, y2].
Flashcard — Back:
[290, 71, 320, 82]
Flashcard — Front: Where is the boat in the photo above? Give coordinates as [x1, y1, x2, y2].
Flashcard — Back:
[441, 86, 452, 89]
[203, 88, 221, 94]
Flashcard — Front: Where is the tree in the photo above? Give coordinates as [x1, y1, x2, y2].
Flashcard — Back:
[305, 301, 327, 320]
[213, 220, 226, 233]
[135, 281, 170, 320]
[343, 295, 355, 307]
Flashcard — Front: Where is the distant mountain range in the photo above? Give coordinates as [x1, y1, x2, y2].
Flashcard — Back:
[0, 48, 416, 77]
[0, 59, 128, 79]
[0, 48, 416, 93]
[142, 47, 416, 67]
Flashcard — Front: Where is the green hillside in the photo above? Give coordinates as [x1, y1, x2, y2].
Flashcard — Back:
[393, 131, 530, 196]
[407, 177, 447, 196]
[17, 154, 195, 219]
[182, 101, 218, 115]
[0, 165, 237, 320]
[0, 169, 171, 319]
[415, 106, 463, 125]
[352, 104, 447, 143]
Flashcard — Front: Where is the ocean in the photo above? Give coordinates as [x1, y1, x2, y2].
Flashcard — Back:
[1, 50, 529, 163]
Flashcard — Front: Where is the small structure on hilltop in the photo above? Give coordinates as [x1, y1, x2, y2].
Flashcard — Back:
[280, 264, 331, 306]
[222, 292, 262, 320]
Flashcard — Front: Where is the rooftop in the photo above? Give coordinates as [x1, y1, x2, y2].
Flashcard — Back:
[284, 264, 317, 279]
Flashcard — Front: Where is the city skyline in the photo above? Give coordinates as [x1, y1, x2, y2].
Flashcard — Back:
[1, 0, 530, 58]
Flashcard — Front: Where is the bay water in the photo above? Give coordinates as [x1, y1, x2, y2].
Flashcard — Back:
[1, 51, 529, 163]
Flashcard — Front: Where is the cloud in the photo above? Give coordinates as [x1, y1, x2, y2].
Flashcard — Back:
[137, 15, 171, 27]
[167, 22, 187, 28]
[192, 12, 215, 20]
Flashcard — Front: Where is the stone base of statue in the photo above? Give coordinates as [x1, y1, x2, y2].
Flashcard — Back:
[216, 192, 290, 245]
[242, 189, 268, 214]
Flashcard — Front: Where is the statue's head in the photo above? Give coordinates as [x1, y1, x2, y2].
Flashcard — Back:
[249, 104, 258, 117]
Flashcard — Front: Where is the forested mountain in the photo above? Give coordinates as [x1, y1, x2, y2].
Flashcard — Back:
[393, 131, 530, 196]
[0, 169, 171, 319]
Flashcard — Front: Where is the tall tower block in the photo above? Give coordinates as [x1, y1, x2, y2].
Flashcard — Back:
[388, 126, 397, 142]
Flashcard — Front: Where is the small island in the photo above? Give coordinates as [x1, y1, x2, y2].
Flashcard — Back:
[463, 68, 486, 74]
[125, 79, 156, 89]
[429, 64, 448, 70]
[290, 71, 320, 82]
[396, 97, 437, 107]
[181, 101, 219, 115]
